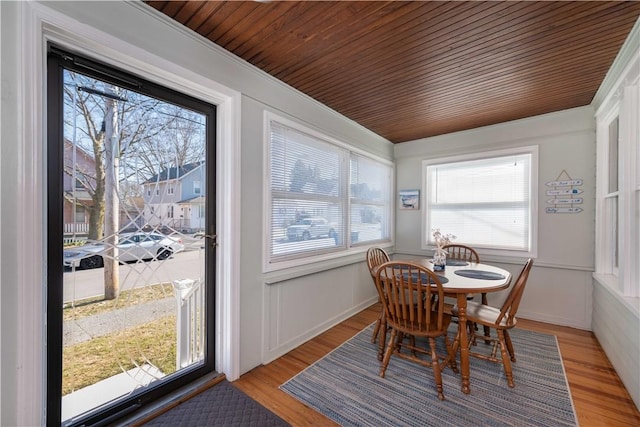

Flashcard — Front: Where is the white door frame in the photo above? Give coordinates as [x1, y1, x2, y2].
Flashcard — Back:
[13, 2, 241, 424]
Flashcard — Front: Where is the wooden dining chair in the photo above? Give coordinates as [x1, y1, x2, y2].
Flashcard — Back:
[442, 243, 489, 339]
[375, 261, 458, 400]
[366, 247, 390, 359]
[452, 258, 534, 388]
[442, 243, 483, 299]
[442, 243, 479, 263]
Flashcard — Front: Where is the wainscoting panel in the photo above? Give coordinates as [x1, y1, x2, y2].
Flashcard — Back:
[592, 278, 640, 410]
[264, 261, 377, 364]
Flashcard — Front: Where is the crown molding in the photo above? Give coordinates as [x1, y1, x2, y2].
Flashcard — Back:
[592, 17, 640, 113]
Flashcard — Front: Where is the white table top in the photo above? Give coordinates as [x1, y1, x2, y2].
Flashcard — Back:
[411, 258, 512, 294]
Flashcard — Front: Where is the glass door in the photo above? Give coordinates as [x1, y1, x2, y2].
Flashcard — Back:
[47, 46, 216, 426]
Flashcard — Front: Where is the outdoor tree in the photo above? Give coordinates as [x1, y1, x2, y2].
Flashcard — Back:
[289, 159, 314, 192]
[135, 114, 205, 174]
[63, 71, 206, 299]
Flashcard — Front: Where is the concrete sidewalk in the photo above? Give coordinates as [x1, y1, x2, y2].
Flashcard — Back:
[63, 297, 175, 346]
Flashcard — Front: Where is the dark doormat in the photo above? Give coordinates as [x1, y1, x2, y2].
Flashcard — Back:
[143, 380, 290, 426]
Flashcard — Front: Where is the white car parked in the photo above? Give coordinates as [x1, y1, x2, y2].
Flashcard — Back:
[64, 232, 184, 270]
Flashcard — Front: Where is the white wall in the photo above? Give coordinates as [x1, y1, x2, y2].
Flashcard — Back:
[394, 106, 596, 329]
[0, 1, 392, 425]
[239, 96, 386, 365]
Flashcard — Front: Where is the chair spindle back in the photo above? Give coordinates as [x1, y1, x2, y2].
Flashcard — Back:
[375, 261, 447, 334]
[496, 258, 534, 326]
[366, 247, 390, 278]
[442, 244, 480, 263]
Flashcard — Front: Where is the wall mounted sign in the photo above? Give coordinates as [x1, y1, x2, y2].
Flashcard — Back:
[546, 188, 583, 196]
[546, 207, 583, 213]
[545, 170, 583, 214]
[546, 198, 583, 204]
[545, 179, 583, 187]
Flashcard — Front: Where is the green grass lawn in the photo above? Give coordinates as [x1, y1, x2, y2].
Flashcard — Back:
[63, 283, 173, 321]
[62, 284, 178, 395]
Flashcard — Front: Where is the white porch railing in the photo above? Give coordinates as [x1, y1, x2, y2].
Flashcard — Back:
[172, 279, 205, 368]
[64, 222, 89, 234]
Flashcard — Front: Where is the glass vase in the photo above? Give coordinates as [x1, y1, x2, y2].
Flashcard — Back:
[433, 248, 446, 271]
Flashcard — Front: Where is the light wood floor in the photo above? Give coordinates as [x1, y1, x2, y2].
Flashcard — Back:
[234, 303, 640, 427]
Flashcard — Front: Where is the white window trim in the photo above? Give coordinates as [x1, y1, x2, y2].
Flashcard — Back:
[421, 145, 539, 259]
[593, 15, 640, 299]
[262, 111, 394, 273]
[597, 83, 640, 297]
[619, 84, 639, 296]
[595, 107, 620, 276]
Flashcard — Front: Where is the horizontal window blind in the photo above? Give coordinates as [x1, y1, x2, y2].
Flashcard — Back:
[268, 120, 392, 265]
[350, 153, 392, 245]
[270, 122, 346, 260]
[426, 153, 532, 251]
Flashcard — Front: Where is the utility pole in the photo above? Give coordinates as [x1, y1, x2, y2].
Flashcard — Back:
[104, 93, 120, 300]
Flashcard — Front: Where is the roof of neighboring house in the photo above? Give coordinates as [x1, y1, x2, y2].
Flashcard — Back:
[64, 140, 96, 166]
[144, 162, 203, 184]
[63, 191, 93, 204]
[177, 195, 205, 204]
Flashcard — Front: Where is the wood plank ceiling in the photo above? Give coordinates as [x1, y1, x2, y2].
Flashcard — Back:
[145, 1, 640, 143]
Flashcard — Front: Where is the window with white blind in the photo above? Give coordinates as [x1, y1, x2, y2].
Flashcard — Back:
[350, 153, 392, 246]
[596, 83, 639, 297]
[266, 117, 392, 268]
[606, 117, 620, 273]
[423, 146, 538, 256]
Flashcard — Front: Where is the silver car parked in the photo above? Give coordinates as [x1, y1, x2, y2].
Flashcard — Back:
[286, 217, 336, 241]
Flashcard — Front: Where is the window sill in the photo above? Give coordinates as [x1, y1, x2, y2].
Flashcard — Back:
[264, 244, 393, 285]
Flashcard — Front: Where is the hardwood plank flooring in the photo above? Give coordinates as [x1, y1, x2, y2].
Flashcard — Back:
[234, 303, 640, 427]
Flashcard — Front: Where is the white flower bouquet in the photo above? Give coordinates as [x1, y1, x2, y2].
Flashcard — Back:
[432, 229, 455, 270]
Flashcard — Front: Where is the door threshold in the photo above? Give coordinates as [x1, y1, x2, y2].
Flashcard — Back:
[120, 372, 225, 426]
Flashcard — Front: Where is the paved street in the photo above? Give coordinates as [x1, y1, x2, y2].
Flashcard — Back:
[63, 249, 204, 303]
[63, 247, 205, 347]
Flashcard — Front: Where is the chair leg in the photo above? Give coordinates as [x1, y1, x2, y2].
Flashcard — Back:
[468, 321, 477, 346]
[451, 327, 461, 356]
[379, 329, 397, 378]
[444, 333, 458, 374]
[377, 315, 387, 361]
[504, 329, 516, 362]
[428, 337, 445, 400]
[497, 330, 515, 387]
[460, 321, 476, 350]
[397, 332, 405, 349]
[481, 293, 491, 343]
[371, 313, 382, 343]
[408, 334, 417, 356]
[482, 325, 492, 344]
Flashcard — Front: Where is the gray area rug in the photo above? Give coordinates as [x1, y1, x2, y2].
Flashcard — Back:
[281, 324, 578, 426]
[145, 380, 289, 426]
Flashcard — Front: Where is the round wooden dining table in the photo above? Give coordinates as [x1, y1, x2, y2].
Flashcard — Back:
[411, 258, 512, 394]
